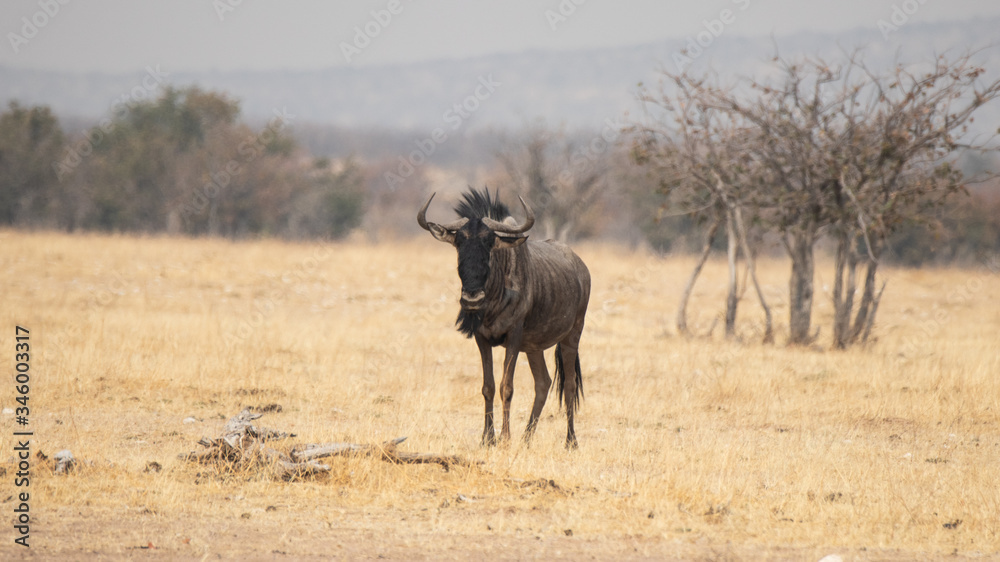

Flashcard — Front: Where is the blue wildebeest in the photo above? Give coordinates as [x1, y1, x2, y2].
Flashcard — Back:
[417, 188, 591, 448]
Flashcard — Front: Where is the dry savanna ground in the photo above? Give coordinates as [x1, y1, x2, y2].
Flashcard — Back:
[0, 229, 998, 561]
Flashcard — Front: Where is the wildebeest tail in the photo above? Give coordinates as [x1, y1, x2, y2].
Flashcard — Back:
[554, 343, 583, 410]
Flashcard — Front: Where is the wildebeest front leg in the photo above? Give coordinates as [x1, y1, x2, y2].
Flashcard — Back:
[474, 334, 496, 446]
[498, 325, 524, 443]
[523, 351, 551, 443]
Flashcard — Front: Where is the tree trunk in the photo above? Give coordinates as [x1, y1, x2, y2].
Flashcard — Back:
[724, 211, 739, 339]
[859, 280, 886, 344]
[828, 228, 883, 348]
[787, 230, 816, 346]
[676, 214, 721, 336]
[732, 206, 773, 343]
[832, 230, 859, 349]
[850, 242, 881, 345]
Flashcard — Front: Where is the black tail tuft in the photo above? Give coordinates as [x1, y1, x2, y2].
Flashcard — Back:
[554, 343, 583, 410]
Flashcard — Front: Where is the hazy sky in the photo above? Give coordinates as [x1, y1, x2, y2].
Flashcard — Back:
[3, 0, 999, 73]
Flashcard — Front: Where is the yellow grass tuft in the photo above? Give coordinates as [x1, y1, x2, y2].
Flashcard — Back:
[0, 229, 997, 559]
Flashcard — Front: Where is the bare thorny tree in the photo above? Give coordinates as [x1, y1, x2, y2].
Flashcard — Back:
[632, 73, 773, 343]
[633, 48, 1000, 348]
[496, 123, 610, 242]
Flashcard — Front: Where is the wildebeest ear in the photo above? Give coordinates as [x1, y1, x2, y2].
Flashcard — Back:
[494, 234, 527, 249]
[428, 224, 457, 245]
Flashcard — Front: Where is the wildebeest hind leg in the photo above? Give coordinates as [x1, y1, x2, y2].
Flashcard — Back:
[557, 339, 582, 449]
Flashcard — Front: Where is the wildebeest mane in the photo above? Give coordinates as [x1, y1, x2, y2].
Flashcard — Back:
[454, 188, 510, 223]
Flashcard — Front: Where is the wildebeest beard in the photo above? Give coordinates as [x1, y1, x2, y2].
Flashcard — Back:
[456, 308, 483, 338]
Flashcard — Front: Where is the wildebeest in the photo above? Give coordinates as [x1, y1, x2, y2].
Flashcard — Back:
[417, 188, 591, 448]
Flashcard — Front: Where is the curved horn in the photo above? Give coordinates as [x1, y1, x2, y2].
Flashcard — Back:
[416, 192, 436, 231]
[417, 192, 469, 232]
[482, 195, 535, 234]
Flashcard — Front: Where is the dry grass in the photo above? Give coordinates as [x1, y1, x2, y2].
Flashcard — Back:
[0, 229, 998, 560]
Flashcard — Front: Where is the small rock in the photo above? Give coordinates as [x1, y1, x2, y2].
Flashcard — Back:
[456, 494, 474, 504]
[817, 555, 843, 562]
[1, 408, 13, 415]
[182, 417, 198, 424]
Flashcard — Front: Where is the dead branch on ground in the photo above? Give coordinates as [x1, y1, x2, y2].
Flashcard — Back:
[183, 408, 479, 479]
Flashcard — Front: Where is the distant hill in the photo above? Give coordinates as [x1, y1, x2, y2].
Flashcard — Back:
[2, 17, 997, 134]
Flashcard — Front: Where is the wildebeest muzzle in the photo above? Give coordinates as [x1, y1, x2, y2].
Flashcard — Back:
[460, 289, 486, 310]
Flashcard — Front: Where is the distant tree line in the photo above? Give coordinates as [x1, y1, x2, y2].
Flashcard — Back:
[0, 88, 364, 239]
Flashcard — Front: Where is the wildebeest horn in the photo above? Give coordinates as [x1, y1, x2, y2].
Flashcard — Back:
[417, 192, 469, 231]
[482, 195, 534, 234]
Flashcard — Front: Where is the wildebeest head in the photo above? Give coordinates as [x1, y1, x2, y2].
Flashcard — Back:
[418, 189, 534, 332]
